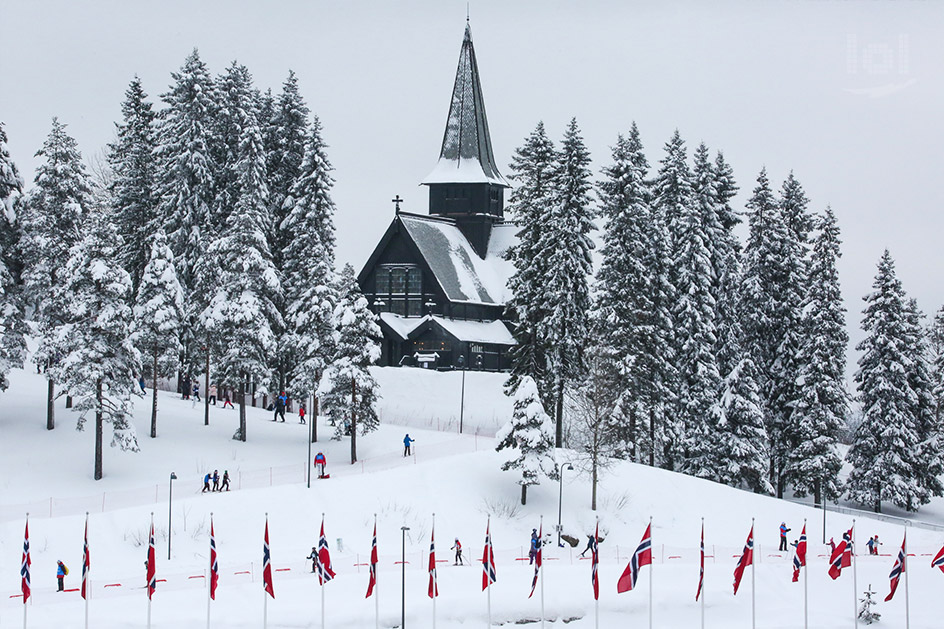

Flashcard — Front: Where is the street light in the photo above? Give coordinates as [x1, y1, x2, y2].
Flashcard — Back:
[557, 462, 574, 547]
[457, 354, 466, 434]
[168, 472, 177, 560]
[401, 526, 410, 629]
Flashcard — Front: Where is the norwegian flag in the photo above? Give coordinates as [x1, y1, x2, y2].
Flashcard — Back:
[617, 523, 652, 593]
[529, 522, 543, 599]
[591, 522, 600, 601]
[884, 534, 907, 602]
[428, 525, 439, 598]
[932, 543, 944, 573]
[792, 524, 807, 583]
[366, 522, 378, 598]
[147, 522, 156, 600]
[317, 518, 336, 585]
[262, 519, 274, 598]
[81, 518, 90, 600]
[732, 525, 754, 595]
[481, 521, 497, 591]
[20, 518, 30, 603]
[209, 517, 219, 600]
[695, 522, 704, 602]
[828, 527, 853, 580]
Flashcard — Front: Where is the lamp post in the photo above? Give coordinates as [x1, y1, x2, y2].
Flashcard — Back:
[457, 354, 466, 434]
[168, 472, 177, 560]
[401, 526, 410, 629]
[557, 462, 573, 547]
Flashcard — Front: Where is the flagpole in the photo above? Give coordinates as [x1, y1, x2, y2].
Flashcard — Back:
[648, 516, 653, 629]
[852, 520, 857, 629]
[85, 512, 89, 629]
[751, 517, 755, 629]
[803, 518, 808, 629]
[700, 518, 705, 629]
[595, 515, 599, 629]
[23, 513, 28, 629]
[207, 513, 212, 629]
[148, 512, 153, 629]
[540, 515, 545, 629]
[903, 528, 910, 629]
[264, 512, 268, 629]
[375, 514, 380, 629]
[321, 512, 326, 629]
[487, 515, 492, 628]
[432, 513, 437, 629]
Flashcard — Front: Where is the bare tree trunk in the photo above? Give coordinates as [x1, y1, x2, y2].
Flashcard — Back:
[66, 395, 73, 408]
[591, 462, 598, 511]
[520, 483, 528, 506]
[94, 378, 103, 480]
[648, 407, 656, 467]
[555, 381, 564, 448]
[46, 377, 55, 430]
[629, 407, 637, 461]
[814, 478, 822, 507]
[311, 394, 318, 443]
[204, 345, 210, 426]
[236, 374, 247, 442]
[150, 349, 158, 438]
[350, 378, 357, 464]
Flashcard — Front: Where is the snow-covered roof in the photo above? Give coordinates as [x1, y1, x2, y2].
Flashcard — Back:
[429, 316, 516, 345]
[378, 313, 516, 346]
[421, 23, 508, 188]
[399, 214, 515, 306]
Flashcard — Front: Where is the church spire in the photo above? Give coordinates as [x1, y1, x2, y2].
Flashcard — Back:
[422, 23, 508, 187]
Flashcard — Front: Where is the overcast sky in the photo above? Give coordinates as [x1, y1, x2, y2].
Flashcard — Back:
[2, 0, 942, 383]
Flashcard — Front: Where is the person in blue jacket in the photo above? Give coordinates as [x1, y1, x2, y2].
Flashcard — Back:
[403, 434, 415, 456]
[202, 472, 211, 493]
[56, 560, 68, 591]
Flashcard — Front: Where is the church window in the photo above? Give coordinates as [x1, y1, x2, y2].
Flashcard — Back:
[375, 264, 423, 317]
[391, 268, 407, 293]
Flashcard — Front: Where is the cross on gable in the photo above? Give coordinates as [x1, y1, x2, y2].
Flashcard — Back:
[391, 195, 403, 213]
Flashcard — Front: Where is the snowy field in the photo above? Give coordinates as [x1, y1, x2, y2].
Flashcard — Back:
[2, 360, 943, 628]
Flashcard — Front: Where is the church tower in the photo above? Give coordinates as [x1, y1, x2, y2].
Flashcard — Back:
[422, 22, 509, 257]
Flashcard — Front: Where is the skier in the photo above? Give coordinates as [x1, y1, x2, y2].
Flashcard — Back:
[451, 538, 464, 565]
[779, 522, 791, 551]
[212, 470, 220, 492]
[867, 535, 880, 555]
[138, 377, 146, 393]
[403, 434, 415, 456]
[529, 529, 540, 565]
[202, 472, 211, 493]
[209, 384, 217, 406]
[579, 533, 596, 558]
[220, 470, 230, 492]
[828, 537, 836, 554]
[273, 391, 287, 422]
[314, 452, 327, 479]
[56, 560, 68, 592]
[306, 546, 318, 572]
[182, 375, 191, 400]
[222, 391, 234, 409]
[192, 382, 201, 402]
[299, 404, 306, 424]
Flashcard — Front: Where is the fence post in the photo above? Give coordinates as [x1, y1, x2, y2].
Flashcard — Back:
[101, 493, 106, 512]
[49, 497, 53, 517]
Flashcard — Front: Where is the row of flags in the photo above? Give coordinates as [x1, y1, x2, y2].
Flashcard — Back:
[17, 516, 944, 606]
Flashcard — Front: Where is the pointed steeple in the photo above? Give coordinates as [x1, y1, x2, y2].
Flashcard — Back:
[422, 23, 508, 187]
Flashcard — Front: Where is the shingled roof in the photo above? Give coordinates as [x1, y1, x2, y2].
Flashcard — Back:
[422, 23, 509, 187]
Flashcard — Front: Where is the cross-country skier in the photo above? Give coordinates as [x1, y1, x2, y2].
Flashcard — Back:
[403, 434, 415, 456]
[220, 470, 230, 491]
[779, 522, 791, 551]
[452, 538, 464, 565]
[56, 560, 68, 591]
[314, 452, 326, 478]
[202, 472, 211, 493]
[307, 547, 318, 572]
[212, 470, 220, 492]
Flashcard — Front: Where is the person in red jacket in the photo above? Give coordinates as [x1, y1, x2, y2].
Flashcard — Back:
[314, 452, 326, 478]
[299, 404, 306, 424]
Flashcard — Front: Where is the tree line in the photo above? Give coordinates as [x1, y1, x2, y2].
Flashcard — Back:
[0, 50, 381, 480]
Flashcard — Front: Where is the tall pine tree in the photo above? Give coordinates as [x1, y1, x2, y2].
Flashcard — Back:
[496, 375, 558, 505]
[847, 251, 926, 512]
[22, 118, 93, 430]
[108, 76, 158, 293]
[0, 121, 26, 391]
[53, 213, 141, 480]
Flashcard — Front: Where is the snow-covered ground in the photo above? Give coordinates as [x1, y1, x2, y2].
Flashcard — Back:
[1, 359, 943, 628]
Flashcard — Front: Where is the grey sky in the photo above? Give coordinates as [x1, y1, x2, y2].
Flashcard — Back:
[2, 0, 942, 383]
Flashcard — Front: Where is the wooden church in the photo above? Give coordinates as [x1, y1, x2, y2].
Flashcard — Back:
[358, 22, 517, 371]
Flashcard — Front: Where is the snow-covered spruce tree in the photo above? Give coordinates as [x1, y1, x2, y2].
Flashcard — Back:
[199, 103, 281, 443]
[786, 208, 846, 503]
[846, 251, 926, 512]
[540, 118, 595, 448]
[711, 150, 741, 376]
[652, 129, 696, 469]
[317, 264, 381, 459]
[21, 118, 93, 430]
[107, 76, 158, 293]
[717, 351, 773, 493]
[496, 375, 558, 506]
[930, 305, 944, 426]
[504, 122, 557, 404]
[132, 231, 184, 439]
[0, 121, 27, 391]
[674, 142, 724, 479]
[282, 116, 337, 416]
[52, 212, 141, 480]
[741, 168, 806, 496]
[154, 49, 217, 291]
[903, 298, 944, 503]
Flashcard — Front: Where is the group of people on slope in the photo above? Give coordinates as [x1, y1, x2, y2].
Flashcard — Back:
[202, 469, 231, 493]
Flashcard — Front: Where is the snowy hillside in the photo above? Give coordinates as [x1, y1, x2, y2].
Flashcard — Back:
[1, 361, 943, 628]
